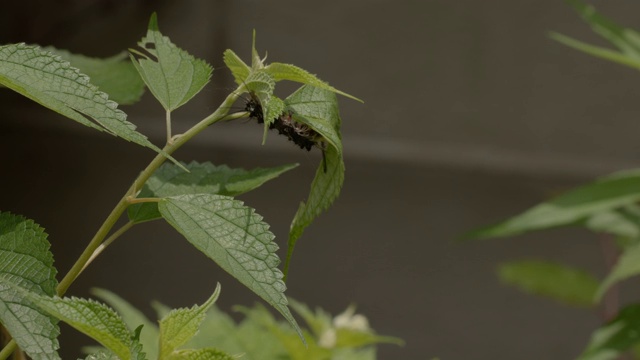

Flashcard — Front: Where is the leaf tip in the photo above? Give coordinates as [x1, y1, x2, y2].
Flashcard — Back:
[148, 12, 159, 31]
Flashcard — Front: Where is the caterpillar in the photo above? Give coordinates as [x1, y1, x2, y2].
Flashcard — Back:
[245, 92, 328, 172]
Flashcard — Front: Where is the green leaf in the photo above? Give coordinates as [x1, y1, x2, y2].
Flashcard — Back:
[597, 243, 640, 301]
[222, 49, 250, 86]
[128, 161, 297, 223]
[159, 284, 221, 358]
[28, 295, 138, 360]
[566, 0, 640, 58]
[91, 288, 160, 360]
[265, 62, 362, 102]
[465, 170, 640, 239]
[288, 299, 332, 338]
[44, 48, 145, 105]
[287, 145, 345, 275]
[549, 33, 640, 71]
[282, 85, 345, 275]
[0, 212, 60, 360]
[0, 43, 176, 163]
[578, 304, 640, 360]
[585, 207, 640, 239]
[157, 194, 304, 341]
[497, 260, 599, 307]
[169, 348, 236, 360]
[130, 13, 213, 111]
[82, 349, 119, 360]
[285, 85, 342, 153]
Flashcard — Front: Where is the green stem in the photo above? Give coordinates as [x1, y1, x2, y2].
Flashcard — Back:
[0, 341, 16, 360]
[166, 110, 172, 144]
[80, 221, 135, 275]
[56, 86, 243, 297]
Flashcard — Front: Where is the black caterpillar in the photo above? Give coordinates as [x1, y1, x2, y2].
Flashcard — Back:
[245, 92, 328, 171]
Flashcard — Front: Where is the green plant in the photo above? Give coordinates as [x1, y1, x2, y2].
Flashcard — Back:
[0, 13, 399, 360]
[465, 1, 640, 359]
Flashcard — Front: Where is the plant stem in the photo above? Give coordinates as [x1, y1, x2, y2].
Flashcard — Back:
[80, 221, 135, 275]
[600, 233, 620, 322]
[166, 110, 172, 144]
[55, 86, 243, 297]
[0, 341, 16, 360]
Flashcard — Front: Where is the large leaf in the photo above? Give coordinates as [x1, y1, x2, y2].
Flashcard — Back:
[0, 212, 59, 360]
[465, 170, 640, 239]
[578, 304, 640, 360]
[28, 295, 142, 360]
[158, 284, 220, 358]
[283, 87, 345, 274]
[0, 43, 174, 162]
[157, 194, 303, 341]
[497, 260, 599, 307]
[596, 243, 640, 301]
[128, 162, 297, 223]
[92, 288, 160, 360]
[44, 48, 145, 105]
[130, 13, 212, 111]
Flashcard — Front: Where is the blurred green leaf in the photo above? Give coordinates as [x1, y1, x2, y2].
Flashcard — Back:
[497, 260, 599, 307]
[44, 48, 145, 105]
[158, 194, 303, 342]
[222, 49, 250, 85]
[169, 348, 235, 360]
[578, 304, 640, 360]
[158, 284, 220, 358]
[92, 288, 159, 360]
[597, 243, 640, 301]
[0, 212, 60, 360]
[130, 13, 212, 111]
[465, 170, 640, 239]
[128, 161, 297, 223]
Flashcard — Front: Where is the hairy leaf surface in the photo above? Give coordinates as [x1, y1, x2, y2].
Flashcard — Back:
[29, 295, 141, 360]
[44, 48, 145, 105]
[0, 212, 59, 360]
[0, 43, 173, 162]
[128, 162, 297, 223]
[130, 14, 212, 111]
[158, 194, 303, 340]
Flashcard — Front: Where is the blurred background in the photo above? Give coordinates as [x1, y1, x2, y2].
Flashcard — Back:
[2, 0, 640, 358]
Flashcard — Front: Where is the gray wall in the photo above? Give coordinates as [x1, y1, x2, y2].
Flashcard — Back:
[2, 1, 640, 359]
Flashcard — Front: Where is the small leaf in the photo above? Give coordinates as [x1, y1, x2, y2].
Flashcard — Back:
[597, 243, 640, 301]
[578, 304, 640, 360]
[265, 62, 362, 102]
[549, 33, 640, 71]
[28, 295, 137, 360]
[92, 288, 160, 360]
[288, 299, 332, 338]
[44, 48, 145, 105]
[0, 43, 177, 164]
[128, 161, 297, 223]
[497, 260, 599, 307]
[169, 348, 236, 360]
[222, 49, 250, 85]
[82, 349, 119, 360]
[158, 284, 221, 358]
[585, 207, 640, 239]
[130, 13, 213, 111]
[465, 170, 640, 239]
[287, 145, 345, 275]
[567, 0, 640, 58]
[158, 194, 304, 341]
[0, 212, 60, 360]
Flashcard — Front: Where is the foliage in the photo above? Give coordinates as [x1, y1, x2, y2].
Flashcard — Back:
[0, 11, 383, 360]
[89, 288, 402, 360]
[465, 1, 640, 358]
